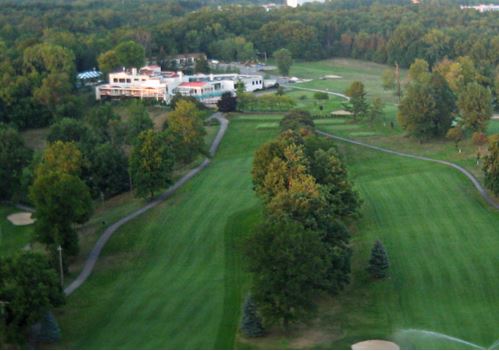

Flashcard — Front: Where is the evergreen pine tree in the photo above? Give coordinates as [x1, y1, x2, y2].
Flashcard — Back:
[367, 240, 389, 279]
[217, 92, 237, 112]
[240, 294, 265, 337]
[37, 311, 61, 343]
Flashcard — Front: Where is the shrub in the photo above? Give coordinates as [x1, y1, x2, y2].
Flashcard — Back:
[472, 132, 488, 145]
[313, 91, 329, 100]
[367, 240, 389, 279]
[488, 134, 499, 144]
[280, 109, 315, 132]
[240, 294, 265, 337]
[446, 126, 464, 143]
[217, 92, 237, 112]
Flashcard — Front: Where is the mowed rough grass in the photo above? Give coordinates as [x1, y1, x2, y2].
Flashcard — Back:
[328, 144, 499, 349]
[57, 117, 277, 349]
[0, 206, 33, 256]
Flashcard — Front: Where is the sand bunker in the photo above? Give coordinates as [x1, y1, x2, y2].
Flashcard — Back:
[7, 212, 35, 226]
[492, 114, 499, 120]
[331, 110, 353, 116]
[352, 340, 400, 350]
[324, 75, 343, 79]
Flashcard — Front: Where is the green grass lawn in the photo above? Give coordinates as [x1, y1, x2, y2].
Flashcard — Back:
[331, 143, 499, 349]
[240, 140, 499, 350]
[0, 206, 33, 256]
[285, 90, 344, 115]
[67, 120, 221, 283]
[57, 115, 278, 349]
[487, 119, 499, 135]
[288, 58, 407, 105]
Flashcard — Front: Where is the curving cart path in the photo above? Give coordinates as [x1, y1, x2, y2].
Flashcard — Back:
[317, 130, 499, 210]
[64, 113, 228, 296]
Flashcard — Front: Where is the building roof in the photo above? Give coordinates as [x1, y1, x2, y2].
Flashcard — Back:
[178, 82, 208, 88]
[77, 70, 102, 80]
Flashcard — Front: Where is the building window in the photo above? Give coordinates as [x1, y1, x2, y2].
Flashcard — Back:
[119, 78, 125, 83]
[126, 79, 131, 83]
[113, 78, 118, 83]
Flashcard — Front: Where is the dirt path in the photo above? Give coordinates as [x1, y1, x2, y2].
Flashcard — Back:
[64, 113, 228, 296]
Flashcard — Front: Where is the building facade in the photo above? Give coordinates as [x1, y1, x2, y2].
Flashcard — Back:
[286, 0, 325, 8]
[95, 66, 268, 104]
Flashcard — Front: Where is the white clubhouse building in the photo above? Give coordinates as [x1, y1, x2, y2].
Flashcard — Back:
[95, 65, 270, 104]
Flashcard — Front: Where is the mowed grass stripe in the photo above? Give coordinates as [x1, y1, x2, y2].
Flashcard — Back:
[58, 118, 278, 349]
[340, 144, 499, 349]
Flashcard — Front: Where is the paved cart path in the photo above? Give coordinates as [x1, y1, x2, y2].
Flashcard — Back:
[64, 113, 228, 296]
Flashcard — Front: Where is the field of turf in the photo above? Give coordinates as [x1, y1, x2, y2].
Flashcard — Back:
[288, 58, 407, 105]
[0, 206, 33, 256]
[56, 116, 278, 349]
[240, 138, 499, 350]
[331, 143, 499, 349]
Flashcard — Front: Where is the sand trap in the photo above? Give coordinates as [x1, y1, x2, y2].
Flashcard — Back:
[7, 212, 35, 226]
[352, 340, 400, 350]
[331, 110, 353, 116]
[324, 75, 343, 79]
[492, 114, 499, 120]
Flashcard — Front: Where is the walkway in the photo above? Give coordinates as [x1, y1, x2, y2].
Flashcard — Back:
[64, 113, 228, 295]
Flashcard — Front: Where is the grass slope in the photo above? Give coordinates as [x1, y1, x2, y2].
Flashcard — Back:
[332, 143, 499, 349]
[57, 116, 277, 349]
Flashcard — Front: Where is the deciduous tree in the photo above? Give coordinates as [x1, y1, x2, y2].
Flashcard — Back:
[129, 129, 174, 199]
[279, 109, 315, 133]
[367, 98, 385, 126]
[0, 252, 64, 345]
[483, 138, 499, 196]
[382, 68, 395, 90]
[36, 141, 83, 177]
[457, 82, 492, 132]
[244, 218, 329, 328]
[126, 102, 154, 143]
[165, 100, 205, 163]
[30, 171, 93, 257]
[273, 48, 292, 76]
[0, 124, 32, 200]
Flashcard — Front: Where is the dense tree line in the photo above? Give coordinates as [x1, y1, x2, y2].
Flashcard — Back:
[0, 0, 497, 129]
[0, 98, 208, 346]
[245, 109, 361, 329]
[397, 57, 493, 141]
